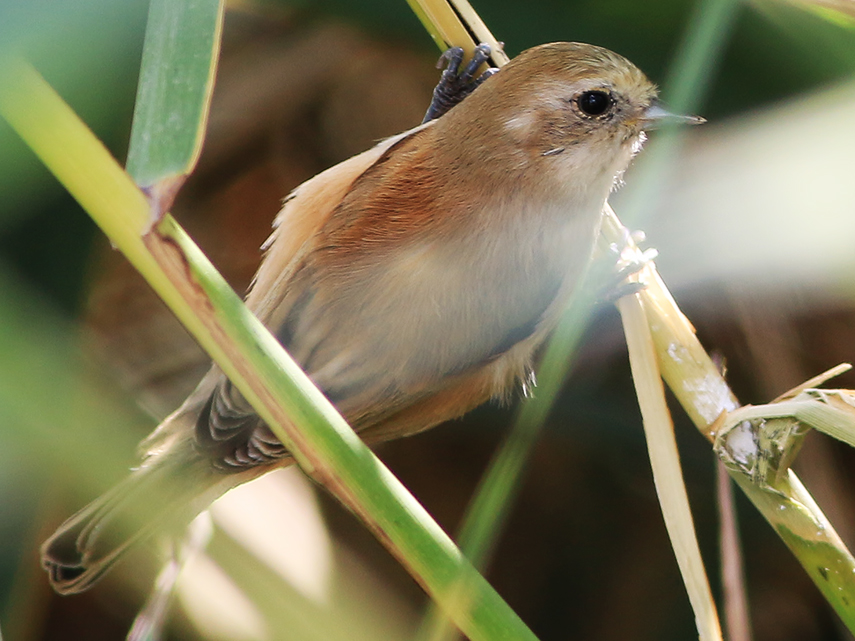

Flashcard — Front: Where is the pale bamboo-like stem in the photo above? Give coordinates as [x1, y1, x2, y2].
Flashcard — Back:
[404, 0, 479, 57]
[404, 0, 508, 69]
[618, 290, 722, 641]
[445, 0, 510, 65]
[602, 207, 855, 631]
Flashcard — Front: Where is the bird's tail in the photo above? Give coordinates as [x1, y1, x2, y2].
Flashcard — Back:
[40, 437, 244, 595]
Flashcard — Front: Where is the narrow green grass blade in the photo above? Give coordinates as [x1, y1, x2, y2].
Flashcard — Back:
[619, 0, 742, 227]
[126, 0, 224, 200]
[664, 0, 743, 115]
[416, 267, 599, 641]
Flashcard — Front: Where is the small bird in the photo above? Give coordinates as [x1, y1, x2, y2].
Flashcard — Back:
[43, 41, 683, 594]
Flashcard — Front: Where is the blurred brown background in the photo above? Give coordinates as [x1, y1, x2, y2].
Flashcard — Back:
[2, 0, 855, 639]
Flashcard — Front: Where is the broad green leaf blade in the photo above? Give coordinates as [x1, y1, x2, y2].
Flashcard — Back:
[126, 0, 224, 198]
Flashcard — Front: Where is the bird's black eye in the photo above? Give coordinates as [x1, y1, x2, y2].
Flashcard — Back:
[577, 90, 612, 117]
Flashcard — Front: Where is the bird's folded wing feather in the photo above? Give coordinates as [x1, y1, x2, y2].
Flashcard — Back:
[200, 119, 570, 461]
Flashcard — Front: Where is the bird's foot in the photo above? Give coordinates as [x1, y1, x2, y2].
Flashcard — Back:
[422, 43, 498, 123]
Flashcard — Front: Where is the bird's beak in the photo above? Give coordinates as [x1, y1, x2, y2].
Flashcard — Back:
[641, 103, 705, 129]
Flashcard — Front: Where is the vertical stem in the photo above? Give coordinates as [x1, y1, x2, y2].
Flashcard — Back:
[717, 461, 753, 641]
[619, 290, 722, 641]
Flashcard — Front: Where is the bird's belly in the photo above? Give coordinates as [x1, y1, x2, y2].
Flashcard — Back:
[286, 204, 602, 407]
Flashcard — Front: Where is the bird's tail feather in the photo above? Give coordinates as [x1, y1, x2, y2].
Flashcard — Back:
[41, 440, 240, 595]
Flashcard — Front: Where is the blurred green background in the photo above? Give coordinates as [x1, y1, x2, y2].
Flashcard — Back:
[2, 0, 855, 639]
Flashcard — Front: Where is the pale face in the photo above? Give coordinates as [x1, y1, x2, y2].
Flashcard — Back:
[437, 42, 658, 204]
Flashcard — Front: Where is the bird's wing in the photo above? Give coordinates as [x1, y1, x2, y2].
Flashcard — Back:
[192, 124, 458, 465]
[198, 121, 582, 468]
[245, 124, 431, 327]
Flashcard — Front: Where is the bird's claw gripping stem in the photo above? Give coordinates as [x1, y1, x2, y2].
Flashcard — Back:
[422, 43, 498, 123]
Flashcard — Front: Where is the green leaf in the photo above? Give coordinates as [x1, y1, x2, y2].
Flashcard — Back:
[126, 0, 224, 203]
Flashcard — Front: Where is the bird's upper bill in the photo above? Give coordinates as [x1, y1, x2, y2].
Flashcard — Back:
[641, 102, 706, 129]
